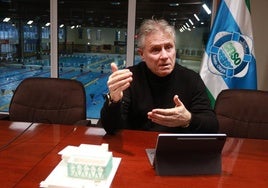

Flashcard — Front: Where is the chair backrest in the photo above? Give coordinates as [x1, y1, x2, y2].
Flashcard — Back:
[9, 77, 87, 125]
[214, 89, 268, 139]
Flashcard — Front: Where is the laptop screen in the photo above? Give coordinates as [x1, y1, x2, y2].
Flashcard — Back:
[146, 133, 227, 176]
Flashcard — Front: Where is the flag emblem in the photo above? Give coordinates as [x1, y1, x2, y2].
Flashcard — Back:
[209, 31, 253, 78]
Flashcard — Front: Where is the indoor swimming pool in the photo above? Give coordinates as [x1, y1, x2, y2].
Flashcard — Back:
[0, 53, 128, 119]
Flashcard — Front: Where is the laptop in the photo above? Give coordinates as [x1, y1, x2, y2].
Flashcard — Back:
[146, 133, 226, 176]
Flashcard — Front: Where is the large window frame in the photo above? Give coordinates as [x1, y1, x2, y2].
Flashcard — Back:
[50, 0, 136, 78]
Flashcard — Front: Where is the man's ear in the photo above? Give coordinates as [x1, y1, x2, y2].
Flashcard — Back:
[137, 48, 144, 60]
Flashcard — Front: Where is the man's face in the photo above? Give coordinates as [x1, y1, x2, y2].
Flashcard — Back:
[139, 30, 176, 77]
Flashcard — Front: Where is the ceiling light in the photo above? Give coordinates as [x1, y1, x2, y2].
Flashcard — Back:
[202, 4, 211, 15]
[111, 1, 120, 6]
[27, 20, 33, 25]
[3, 17, 10, 22]
[60, 24, 64, 28]
[45, 22, 50, 26]
[189, 19, 194, 25]
[194, 14, 200, 21]
[169, 3, 179, 7]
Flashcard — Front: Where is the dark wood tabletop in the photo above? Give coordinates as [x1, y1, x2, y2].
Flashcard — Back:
[0, 120, 268, 188]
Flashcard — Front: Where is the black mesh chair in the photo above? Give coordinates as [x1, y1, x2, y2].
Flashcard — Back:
[214, 89, 268, 139]
[2, 77, 91, 126]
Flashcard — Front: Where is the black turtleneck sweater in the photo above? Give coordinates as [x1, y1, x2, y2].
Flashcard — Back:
[99, 62, 219, 134]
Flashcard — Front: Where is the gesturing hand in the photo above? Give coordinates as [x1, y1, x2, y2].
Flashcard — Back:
[147, 95, 191, 127]
[107, 62, 133, 102]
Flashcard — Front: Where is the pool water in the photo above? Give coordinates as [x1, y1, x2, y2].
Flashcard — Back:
[0, 53, 127, 119]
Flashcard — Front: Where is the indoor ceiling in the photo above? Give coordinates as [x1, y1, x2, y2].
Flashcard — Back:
[0, 0, 212, 29]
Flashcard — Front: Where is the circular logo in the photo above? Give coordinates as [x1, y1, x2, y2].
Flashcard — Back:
[208, 32, 253, 78]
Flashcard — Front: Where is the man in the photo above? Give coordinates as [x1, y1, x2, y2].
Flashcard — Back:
[99, 18, 219, 134]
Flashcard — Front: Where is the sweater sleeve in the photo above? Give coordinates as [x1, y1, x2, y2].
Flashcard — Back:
[99, 88, 132, 134]
[99, 99, 122, 135]
[186, 75, 219, 133]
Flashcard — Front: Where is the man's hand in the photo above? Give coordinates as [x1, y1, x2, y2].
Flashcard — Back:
[107, 62, 133, 102]
[147, 95, 191, 127]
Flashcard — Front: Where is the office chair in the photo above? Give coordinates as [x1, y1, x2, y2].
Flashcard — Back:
[214, 89, 268, 139]
[4, 77, 91, 126]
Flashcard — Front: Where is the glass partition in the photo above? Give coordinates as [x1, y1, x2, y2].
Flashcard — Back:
[58, 0, 128, 119]
[0, 0, 50, 113]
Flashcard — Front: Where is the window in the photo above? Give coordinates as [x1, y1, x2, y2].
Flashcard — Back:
[0, 0, 211, 120]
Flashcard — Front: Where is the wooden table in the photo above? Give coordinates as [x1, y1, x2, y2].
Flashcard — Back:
[0, 120, 268, 188]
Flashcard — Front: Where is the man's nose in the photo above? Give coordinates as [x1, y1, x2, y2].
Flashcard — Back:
[160, 49, 168, 59]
